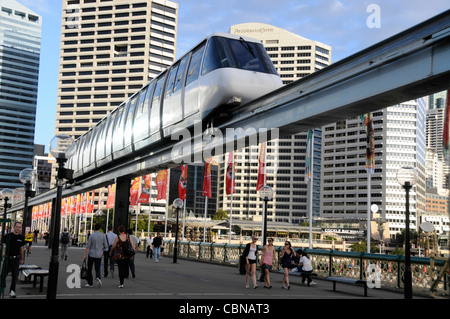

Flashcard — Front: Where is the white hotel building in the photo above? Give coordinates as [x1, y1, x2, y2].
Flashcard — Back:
[216, 23, 331, 223]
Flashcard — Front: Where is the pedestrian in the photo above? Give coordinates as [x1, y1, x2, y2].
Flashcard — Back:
[60, 227, 70, 261]
[243, 236, 259, 289]
[83, 223, 108, 288]
[152, 232, 162, 262]
[43, 231, 49, 246]
[261, 238, 277, 289]
[24, 230, 33, 256]
[1, 222, 25, 298]
[104, 226, 117, 278]
[146, 235, 153, 258]
[127, 229, 140, 278]
[298, 251, 316, 285]
[33, 229, 38, 244]
[110, 225, 135, 288]
[280, 241, 296, 289]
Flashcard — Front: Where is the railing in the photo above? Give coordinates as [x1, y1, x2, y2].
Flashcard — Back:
[164, 240, 449, 297]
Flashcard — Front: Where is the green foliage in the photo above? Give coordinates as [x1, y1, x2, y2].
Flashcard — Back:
[213, 210, 229, 220]
[350, 240, 378, 253]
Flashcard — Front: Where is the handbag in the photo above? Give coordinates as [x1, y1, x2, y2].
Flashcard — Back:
[123, 235, 135, 257]
[80, 260, 88, 279]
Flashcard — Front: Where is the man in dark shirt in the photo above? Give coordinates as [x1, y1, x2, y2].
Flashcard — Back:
[1, 222, 25, 298]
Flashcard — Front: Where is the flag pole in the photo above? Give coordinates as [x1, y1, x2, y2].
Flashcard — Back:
[147, 174, 153, 236]
[164, 170, 170, 239]
[367, 171, 371, 253]
[228, 152, 235, 245]
[309, 131, 314, 249]
[203, 196, 208, 243]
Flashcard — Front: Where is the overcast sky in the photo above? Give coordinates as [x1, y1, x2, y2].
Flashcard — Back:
[15, 0, 449, 149]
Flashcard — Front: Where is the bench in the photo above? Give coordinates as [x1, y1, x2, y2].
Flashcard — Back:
[22, 269, 49, 293]
[19, 264, 41, 282]
[325, 276, 368, 297]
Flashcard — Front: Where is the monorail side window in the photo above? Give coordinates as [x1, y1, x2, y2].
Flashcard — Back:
[173, 55, 190, 93]
[140, 82, 154, 113]
[164, 63, 179, 99]
[136, 85, 149, 114]
[152, 73, 166, 110]
[185, 44, 205, 87]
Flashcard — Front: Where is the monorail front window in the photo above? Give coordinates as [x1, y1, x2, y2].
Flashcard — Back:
[202, 36, 278, 76]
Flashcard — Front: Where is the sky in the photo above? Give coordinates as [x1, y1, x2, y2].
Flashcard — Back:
[14, 0, 450, 151]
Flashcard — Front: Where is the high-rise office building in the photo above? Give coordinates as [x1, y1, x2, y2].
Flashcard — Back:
[222, 23, 331, 223]
[0, 0, 42, 189]
[320, 99, 427, 236]
[55, 0, 178, 140]
[426, 90, 449, 189]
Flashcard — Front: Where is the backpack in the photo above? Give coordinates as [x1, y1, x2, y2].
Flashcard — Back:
[61, 232, 70, 244]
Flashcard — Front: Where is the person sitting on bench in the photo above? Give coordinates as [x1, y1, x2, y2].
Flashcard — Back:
[297, 251, 316, 285]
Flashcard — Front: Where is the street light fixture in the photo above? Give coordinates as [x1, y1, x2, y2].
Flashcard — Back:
[396, 166, 417, 300]
[47, 134, 75, 299]
[1, 188, 13, 220]
[19, 168, 36, 235]
[173, 198, 184, 264]
[259, 185, 274, 246]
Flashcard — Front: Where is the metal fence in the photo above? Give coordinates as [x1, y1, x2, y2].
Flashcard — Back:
[164, 240, 448, 297]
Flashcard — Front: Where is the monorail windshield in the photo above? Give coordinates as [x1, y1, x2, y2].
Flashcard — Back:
[202, 36, 278, 76]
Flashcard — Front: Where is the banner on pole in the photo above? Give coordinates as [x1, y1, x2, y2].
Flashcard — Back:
[138, 174, 152, 203]
[225, 152, 235, 195]
[203, 158, 212, 198]
[360, 113, 375, 174]
[256, 142, 267, 191]
[130, 177, 140, 206]
[156, 170, 168, 200]
[106, 184, 115, 209]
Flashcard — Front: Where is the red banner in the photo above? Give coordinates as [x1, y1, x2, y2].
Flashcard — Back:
[130, 177, 140, 206]
[106, 184, 115, 209]
[256, 142, 266, 191]
[138, 174, 152, 203]
[156, 170, 168, 200]
[178, 164, 188, 200]
[226, 152, 235, 195]
[203, 158, 212, 198]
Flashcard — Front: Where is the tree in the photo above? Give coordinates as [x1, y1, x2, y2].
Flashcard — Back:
[350, 240, 378, 253]
[213, 210, 229, 220]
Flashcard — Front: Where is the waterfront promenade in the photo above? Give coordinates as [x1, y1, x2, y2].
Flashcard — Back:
[2, 240, 432, 301]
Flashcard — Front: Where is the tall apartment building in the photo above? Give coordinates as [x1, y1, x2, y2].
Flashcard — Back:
[55, 0, 178, 140]
[0, 0, 42, 189]
[219, 23, 331, 223]
[320, 99, 427, 236]
[54, 0, 177, 212]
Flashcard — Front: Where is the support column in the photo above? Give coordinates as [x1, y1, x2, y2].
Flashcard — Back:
[112, 177, 131, 233]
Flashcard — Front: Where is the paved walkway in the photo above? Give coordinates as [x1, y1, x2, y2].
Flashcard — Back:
[2, 240, 432, 301]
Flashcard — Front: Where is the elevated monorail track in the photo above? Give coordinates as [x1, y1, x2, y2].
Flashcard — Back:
[10, 9, 450, 212]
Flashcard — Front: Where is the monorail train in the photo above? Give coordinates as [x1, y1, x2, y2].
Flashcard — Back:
[68, 32, 283, 178]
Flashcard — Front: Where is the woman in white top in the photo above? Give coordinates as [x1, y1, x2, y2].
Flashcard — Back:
[242, 236, 259, 289]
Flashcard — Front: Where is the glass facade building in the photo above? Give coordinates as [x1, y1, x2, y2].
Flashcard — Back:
[0, 0, 41, 188]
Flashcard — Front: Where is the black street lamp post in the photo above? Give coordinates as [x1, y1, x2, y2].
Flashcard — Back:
[173, 198, 183, 264]
[19, 168, 36, 236]
[396, 166, 417, 300]
[1, 188, 13, 220]
[46, 135, 75, 299]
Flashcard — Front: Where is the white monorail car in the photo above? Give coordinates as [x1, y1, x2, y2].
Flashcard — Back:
[69, 33, 283, 177]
